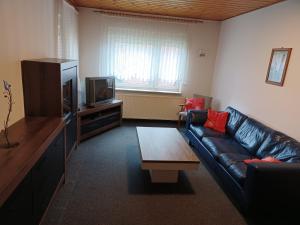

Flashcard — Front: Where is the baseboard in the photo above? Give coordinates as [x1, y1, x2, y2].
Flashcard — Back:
[122, 118, 177, 123]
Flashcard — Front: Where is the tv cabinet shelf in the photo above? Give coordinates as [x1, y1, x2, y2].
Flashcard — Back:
[77, 100, 123, 143]
[81, 111, 121, 126]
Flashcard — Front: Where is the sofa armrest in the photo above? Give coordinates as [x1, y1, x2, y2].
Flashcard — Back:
[186, 110, 208, 129]
[244, 163, 300, 211]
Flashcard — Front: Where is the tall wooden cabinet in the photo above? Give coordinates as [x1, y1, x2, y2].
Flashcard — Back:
[21, 58, 78, 158]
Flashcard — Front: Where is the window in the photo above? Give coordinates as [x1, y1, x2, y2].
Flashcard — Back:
[101, 26, 188, 93]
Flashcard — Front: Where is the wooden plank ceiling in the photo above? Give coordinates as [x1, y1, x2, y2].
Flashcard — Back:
[71, 0, 284, 21]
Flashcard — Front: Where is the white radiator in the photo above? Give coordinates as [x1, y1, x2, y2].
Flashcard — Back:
[116, 93, 185, 120]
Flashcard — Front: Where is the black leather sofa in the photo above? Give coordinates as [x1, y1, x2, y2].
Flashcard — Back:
[185, 107, 300, 214]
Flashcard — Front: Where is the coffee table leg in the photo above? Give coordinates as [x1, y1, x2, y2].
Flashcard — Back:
[150, 170, 179, 183]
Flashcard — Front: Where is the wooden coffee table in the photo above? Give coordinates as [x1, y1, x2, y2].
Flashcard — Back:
[136, 127, 200, 183]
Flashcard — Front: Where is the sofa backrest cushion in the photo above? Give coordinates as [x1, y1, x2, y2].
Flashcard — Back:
[225, 107, 248, 136]
[190, 110, 208, 126]
[256, 131, 300, 162]
[234, 118, 273, 155]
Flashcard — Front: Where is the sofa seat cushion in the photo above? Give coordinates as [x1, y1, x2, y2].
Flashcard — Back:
[234, 118, 273, 155]
[227, 162, 247, 185]
[218, 153, 251, 185]
[190, 125, 227, 139]
[219, 153, 251, 168]
[257, 131, 300, 163]
[202, 137, 250, 160]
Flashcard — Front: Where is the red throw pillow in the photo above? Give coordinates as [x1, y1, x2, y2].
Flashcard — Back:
[204, 109, 229, 133]
[262, 156, 282, 163]
[244, 158, 262, 164]
[244, 157, 282, 164]
[184, 98, 205, 111]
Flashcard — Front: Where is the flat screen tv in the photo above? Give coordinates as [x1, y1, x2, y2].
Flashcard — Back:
[85, 76, 115, 106]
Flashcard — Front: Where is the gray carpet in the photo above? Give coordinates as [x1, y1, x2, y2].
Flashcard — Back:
[42, 120, 248, 225]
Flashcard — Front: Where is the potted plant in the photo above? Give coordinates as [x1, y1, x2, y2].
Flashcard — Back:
[1, 80, 19, 148]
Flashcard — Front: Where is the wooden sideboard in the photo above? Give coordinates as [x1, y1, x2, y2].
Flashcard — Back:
[0, 117, 65, 225]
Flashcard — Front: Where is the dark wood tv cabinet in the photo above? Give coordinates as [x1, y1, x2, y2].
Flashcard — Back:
[77, 100, 123, 143]
[21, 59, 78, 159]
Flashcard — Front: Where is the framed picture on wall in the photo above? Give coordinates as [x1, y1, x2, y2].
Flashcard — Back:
[266, 48, 292, 86]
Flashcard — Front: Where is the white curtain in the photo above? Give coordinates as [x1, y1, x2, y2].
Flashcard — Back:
[99, 16, 188, 93]
[57, 0, 82, 103]
[58, 0, 78, 60]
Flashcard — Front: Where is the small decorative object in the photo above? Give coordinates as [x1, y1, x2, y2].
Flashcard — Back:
[266, 48, 292, 86]
[1, 80, 19, 148]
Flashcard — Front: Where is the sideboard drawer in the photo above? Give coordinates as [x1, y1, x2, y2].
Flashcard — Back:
[32, 130, 64, 224]
[0, 174, 33, 225]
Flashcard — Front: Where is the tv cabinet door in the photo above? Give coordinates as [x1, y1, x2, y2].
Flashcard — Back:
[62, 66, 78, 114]
[66, 115, 77, 157]
[62, 65, 78, 157]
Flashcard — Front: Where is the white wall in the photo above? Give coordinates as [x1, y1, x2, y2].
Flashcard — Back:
[0, 0, 58, 125]
[211, 0, 300, 140]
[79, 7, 220, 99]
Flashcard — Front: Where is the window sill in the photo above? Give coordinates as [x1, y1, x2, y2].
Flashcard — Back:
[116, 88, 182, 96]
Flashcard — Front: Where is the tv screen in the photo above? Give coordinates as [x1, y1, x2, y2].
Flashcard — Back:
[95, 79, 114, 102]
[86, 77, 115, 106]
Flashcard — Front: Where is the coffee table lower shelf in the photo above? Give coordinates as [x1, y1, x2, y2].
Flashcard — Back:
[142, 162, 199, 183]
[149, 170, 179, 183]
